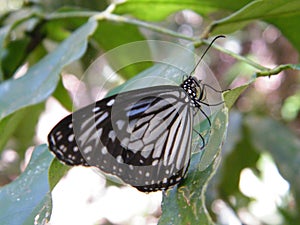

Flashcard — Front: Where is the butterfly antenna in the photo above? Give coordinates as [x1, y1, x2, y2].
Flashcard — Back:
[190, 35, 225, 75]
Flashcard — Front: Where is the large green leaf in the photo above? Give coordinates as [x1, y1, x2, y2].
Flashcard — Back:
[0, 145, 54, 225]
[159, 158, 218, 225]
[210, 0, 300, 33]
[114, 0, 252, 21]
[93, 21, 152, 79]
[0, 20, 97, 119]
[209, 0, 300, 51]
[268, 14, 300, 53]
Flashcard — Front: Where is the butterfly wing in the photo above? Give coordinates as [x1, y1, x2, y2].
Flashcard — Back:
[48, 85, 193, 191]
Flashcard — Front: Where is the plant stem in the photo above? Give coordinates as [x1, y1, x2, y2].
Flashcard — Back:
[93, 11, 270, 72]
[256, 64, 299, 77]
[46, 11, 98, 20]
[45, 6, 298, 76]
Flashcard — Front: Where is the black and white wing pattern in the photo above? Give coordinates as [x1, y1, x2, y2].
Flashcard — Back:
[48, 85, 195, 192]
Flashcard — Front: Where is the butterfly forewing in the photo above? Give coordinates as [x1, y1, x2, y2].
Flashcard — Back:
[48, 85, 194, 191]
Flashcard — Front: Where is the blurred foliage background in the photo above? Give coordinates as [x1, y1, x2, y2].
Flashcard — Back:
[0, 0, 299, 224]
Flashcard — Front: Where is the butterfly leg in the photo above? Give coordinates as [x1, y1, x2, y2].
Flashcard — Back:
[192, 127, 206, 149]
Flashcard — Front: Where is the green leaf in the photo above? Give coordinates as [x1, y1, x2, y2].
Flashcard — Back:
[48, 158, 70, 191]
[0, 20, 97, 120]
[223, 84, 249, 109]
[0, 145, 54, 225]
[52, 78, 73, 111]
[159, 158, 218, 225]
[210, 0, 300, 47]
[159, 108, 228, 224]
[0, 25, 11, 81]
[94, 21, 152, 79]
[198, 107, 229, 171]
[0, 103, 44, 155]
[114, 0, 252, 21]
[0, 109, 26, 153]
[2, 38, 30, 78]
[13, 103, 45, 154]
[268, 14, 300, 53]
[40, 0, 108, 12]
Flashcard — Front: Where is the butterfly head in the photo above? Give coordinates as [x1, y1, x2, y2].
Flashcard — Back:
[180, 76, 205, 107]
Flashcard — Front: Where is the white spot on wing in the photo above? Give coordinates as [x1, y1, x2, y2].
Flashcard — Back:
[57, 135, 63, 140]
[108, 130, 116, 142]
[83, 146, 92, 154]
[92, 106, 101, 112]
[68, 134, 74, 142]
[101, 146, 108, 154]
[107, 99, 115, 106]
[116, 155, 123, 163]
[116, 120, 125, 130]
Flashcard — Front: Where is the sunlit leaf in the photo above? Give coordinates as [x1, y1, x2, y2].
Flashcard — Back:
[210, 0, 300, 34]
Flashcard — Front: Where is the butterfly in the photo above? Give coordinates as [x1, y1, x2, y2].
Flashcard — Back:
[47, 36, 225, 192]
